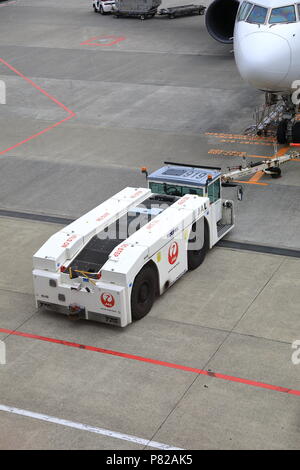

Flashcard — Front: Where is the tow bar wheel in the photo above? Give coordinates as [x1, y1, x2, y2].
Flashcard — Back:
[131, 265, 157, 321]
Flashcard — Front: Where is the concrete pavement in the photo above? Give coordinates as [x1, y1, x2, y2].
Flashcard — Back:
[0, 0, 299, 450]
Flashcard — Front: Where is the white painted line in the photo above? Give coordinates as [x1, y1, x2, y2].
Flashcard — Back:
[0, 404, 183, 450]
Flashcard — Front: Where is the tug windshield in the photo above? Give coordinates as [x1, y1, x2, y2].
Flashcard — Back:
[149, 182, 204, 197]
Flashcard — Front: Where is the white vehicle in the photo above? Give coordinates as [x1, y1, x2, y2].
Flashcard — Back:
[93, 0, 115, 14]
[33, 164, 234, 327]
[205, 0, 300, 143]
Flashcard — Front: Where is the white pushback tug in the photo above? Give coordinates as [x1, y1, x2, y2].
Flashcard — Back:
[33, 163, 235, 327]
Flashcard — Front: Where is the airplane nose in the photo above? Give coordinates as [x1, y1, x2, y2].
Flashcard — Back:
[234, 32, 291, 91]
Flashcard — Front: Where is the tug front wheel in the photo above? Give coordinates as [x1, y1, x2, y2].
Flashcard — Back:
[187, 220, 209, 271]
[131, 265, 157, 321]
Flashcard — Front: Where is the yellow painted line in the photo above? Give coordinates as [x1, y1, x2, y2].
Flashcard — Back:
[275, 146, 290, 157]
[208, 145, 296, 163]
[233, 179, 269, 186]
[208, 149, 276, 159]
[219, 140, 274, 147]
[205, 132, 276, 144]
[205, 131, 275, 140]
[248, 154, 273, 159]
[249, 170, 264, 183]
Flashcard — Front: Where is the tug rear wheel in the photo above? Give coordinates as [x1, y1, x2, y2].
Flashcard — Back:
[277, 119, 288, 144]
[292, 121, 300, 144]
[131, 265, 156, 321]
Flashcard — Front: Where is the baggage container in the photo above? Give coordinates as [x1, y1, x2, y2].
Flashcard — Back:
[114, 0, 161, 18]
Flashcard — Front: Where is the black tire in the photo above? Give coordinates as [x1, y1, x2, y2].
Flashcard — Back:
[100, 6, 105, 14]
[187, 221, 209, 271]
[131, 265, 157, 321]
[292, 121, 300, 144]
[270, 167, 282, 179]
[277, 119, 288, 144]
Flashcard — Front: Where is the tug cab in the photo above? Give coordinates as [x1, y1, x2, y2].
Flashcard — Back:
[145, 162, 233, 240]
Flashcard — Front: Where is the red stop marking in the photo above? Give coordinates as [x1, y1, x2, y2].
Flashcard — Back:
[168, 242, 179, 265]
[80, 36, 126, 47]
[101, 293, 115, 308]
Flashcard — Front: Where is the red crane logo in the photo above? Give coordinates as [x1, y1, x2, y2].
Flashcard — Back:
[168, 242, 179, 265]
[101, 293, 115, 308]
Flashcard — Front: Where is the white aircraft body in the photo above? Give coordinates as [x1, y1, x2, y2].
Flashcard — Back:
[205, 0, 300, 143]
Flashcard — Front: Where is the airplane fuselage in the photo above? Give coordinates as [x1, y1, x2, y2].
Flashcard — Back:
[234, 1, 300, 94]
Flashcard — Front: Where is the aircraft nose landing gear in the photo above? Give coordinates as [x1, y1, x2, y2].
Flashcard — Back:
[291, 121, 300, 144]
[245, 93, 300, 145]
[277, 119, 300, 145]
[276, 119, 289, 144]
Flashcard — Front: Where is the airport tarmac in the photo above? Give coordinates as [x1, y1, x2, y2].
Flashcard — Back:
[0, 0, 299, 450]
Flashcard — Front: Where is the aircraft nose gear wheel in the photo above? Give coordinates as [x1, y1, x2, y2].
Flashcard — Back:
[277, 119, 288, 144]
[292, 122, 300, 144]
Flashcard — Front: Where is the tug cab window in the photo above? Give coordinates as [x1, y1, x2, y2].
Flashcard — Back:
[269, 5, 296, 23]
[148, 182, 165, 194]
[149, 182, 204, 197]
[181, 186, 204, 197]
[237, 1, 253, 21]
[247, 5, 268, 24]
[207, 180, 221, 204]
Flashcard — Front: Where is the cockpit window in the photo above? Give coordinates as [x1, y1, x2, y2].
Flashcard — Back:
[237, 1, 253, 21]
[247, 5, 268, 24]
[269, 5, 296, 23]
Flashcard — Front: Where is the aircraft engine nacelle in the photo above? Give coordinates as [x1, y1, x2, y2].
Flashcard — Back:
[205, 0, 239, 44]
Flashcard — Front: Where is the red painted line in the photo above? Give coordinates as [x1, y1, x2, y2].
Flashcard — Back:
[1, 328, 299, 397]
[0, 115, 74, 156]
[80, 35, 126, 47]
[0, 58, 74, 114]
[0, 58, 76, 155]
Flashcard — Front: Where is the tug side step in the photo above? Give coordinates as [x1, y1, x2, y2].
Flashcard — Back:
[217, 222, 234, 238]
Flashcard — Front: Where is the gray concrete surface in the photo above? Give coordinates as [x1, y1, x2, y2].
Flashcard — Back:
[0, 218, 299, 449]
[0, 0, 299, 450]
